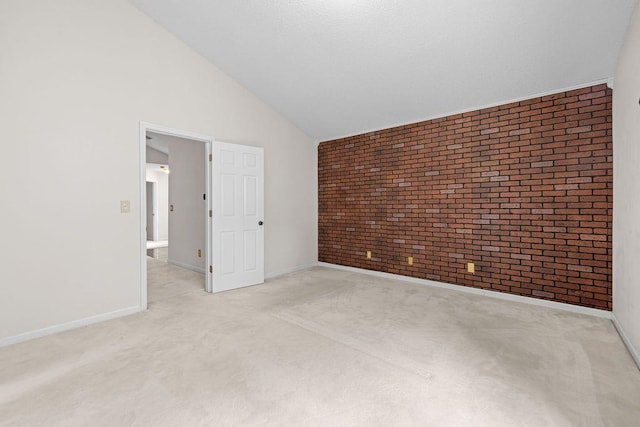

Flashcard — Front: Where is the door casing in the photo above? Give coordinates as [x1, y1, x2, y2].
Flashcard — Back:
[139, 122, 213, 309]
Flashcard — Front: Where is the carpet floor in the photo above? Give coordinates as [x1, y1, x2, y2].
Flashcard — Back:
[0, 258, 638, 426]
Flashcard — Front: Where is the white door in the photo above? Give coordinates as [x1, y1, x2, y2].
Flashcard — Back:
[211, 141, 264, 292]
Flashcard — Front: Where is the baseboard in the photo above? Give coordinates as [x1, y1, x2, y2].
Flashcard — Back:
[146, 240, 168, 249]
[317, 262, 613, 319]
[0, 306, 141, 349]
[168, 259, 205, 274]
[266, 262, 319, 279]
[612, 315, 640, 370]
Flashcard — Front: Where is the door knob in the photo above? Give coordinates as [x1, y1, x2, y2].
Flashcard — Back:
[258, 221, 264, 226]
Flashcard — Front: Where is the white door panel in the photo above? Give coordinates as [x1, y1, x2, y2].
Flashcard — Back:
[211, 142, 264, 292]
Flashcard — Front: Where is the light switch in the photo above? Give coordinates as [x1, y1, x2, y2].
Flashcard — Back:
[467, 262, 475, 273]
[120, 200, 130, 213]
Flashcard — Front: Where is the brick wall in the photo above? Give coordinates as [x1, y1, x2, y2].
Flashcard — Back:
[318, 84, 613, 310]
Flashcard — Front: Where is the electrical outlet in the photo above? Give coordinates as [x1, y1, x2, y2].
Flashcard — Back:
[366, 251, 372, 259]
[467, 262, 475, 273]
[170, 204, 174, 212]
[197, 249, 202, 258]
[408, 256, 414, 266]
[120, 200, 130, 213]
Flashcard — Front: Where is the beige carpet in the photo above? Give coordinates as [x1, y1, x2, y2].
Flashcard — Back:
[0, 259, 638, 426]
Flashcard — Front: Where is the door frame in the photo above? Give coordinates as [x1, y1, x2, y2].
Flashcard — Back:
[139, 122, 213, 310]
[145, 180, 159, 241]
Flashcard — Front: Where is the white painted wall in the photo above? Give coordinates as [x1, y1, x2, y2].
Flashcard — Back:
[0, 0, 317, 341]
[145, 165, 169, 241]
[613, 2, 640, 364]
[168, 138, 206, 271]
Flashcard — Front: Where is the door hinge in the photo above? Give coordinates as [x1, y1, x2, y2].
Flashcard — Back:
[209, 265, 213, 273]
[209, 154, 212, 162]
[209, 209, 212, 218]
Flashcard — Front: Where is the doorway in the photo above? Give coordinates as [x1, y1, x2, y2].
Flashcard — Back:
[140, 122, 213, 309]
[139, 122, 266, 311]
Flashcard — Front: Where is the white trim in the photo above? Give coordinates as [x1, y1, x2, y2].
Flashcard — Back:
[205, 141, 213, 292]
[266, 262, 319, 279]
[317, 262, 613, 319]
[0, 306, 140, 348]
[168, 259, 206, 275]
[141, 122, 214, 143]
[139, 122, 147, 309]
[317, 78, 611, 144]
[612, 315, 640, 370]
[139, 122, 214, 309]
[607, 77, 615, 90]
[146, 240, 168, 249]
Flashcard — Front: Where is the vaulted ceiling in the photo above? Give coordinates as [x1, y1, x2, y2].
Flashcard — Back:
[132, 0, 637, 141]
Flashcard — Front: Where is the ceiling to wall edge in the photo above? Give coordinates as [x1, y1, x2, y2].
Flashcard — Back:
[130, 9, 316, 148]
[314, 77, 614, 146]
[131, 0, 634, 146]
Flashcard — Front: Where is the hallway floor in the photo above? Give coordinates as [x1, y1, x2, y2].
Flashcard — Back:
[1, 259, 639, 426]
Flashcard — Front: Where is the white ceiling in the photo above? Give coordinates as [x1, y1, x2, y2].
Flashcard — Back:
[146, 131, 170, 154]
[132, 0, 637, 141]
[146, 131, 199, 154]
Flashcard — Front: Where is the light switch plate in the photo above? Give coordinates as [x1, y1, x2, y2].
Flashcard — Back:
[120, 200, 130, 213]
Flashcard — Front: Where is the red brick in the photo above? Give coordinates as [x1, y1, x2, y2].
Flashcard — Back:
[318, 85, 612, 310]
